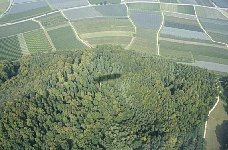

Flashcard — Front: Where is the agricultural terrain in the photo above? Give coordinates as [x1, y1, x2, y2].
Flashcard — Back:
[0, 0, 228, 149]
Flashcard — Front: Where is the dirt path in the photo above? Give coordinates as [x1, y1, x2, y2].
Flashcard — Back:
[157, 12, 164, 56]
[204, 96, 220, 138]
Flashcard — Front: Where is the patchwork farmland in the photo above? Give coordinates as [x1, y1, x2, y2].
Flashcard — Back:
[0, 1, 228, 149]
[0, 0, 227, 74]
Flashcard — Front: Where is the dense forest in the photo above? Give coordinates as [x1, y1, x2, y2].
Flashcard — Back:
[0, 45, 220, 149]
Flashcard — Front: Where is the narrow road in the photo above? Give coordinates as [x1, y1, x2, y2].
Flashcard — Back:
[203, 96, 220, 138]
[60, 10, 91, 48]
[157, 12, 164, 56]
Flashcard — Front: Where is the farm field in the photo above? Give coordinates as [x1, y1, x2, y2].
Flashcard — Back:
[88, 0, 121, 5]
[196, 7, 228, 44]
[0, 20, 40, 38]
[129, 28, 157, 54]
[36, 12, 68, 28]
[159, 40, 228, 69]
[160, 3, 195, 15]
[128, 10, 161, 54]
[0, 35, 22, 60]
[47, 0, 89, 9]
[195, 0, 214, 7]
[0, 1, 52, 24]
[195, 6, 227, 20]
[23, 29, 53, 53]
[211, 0, 228, 8]
[63, 4, 127, 21]
[73, 18, 134, 47]
[127, 2, 160, 12]
[48, 26, 87, 51]
[0, 0, 9, 15]
[205, 100, 228, 150]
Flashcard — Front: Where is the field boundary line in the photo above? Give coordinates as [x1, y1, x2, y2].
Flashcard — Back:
[124, 2, 137, 49]
[60, 10, 91, 48]
[32, 18, 57, 52]
[194, 6, 228, 47]
[157, 12, 164, 56]
[203, 96, 220, 138]
[0, 0, 13, 18]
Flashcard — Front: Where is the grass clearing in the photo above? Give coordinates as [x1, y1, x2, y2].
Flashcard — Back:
[205, 100, 228, 150]
[48, 26, 87, 51]
[24, 29, 53, 52]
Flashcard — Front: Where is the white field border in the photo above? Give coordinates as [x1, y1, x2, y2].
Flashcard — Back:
[124, 2, 137, 49]
[157, 12, 164, 56]
[32, 18, 57, 52]
[60, 10, 91, 48]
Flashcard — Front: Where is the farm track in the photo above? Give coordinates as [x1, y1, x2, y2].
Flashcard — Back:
[157, 12, 164, 56]
[32, 19, 57, 52]
[60, 10, 91, 48]
[124, 2, 137, 50]
[159, 37, 228, 49]
[203, 96, 220, 138]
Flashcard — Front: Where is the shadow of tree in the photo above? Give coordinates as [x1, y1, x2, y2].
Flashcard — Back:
[215, 120, 228, 150]
[94, 74, 121, 82]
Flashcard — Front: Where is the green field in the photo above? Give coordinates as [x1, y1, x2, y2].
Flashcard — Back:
[0, 0, 9, 15]
[161, 3, 195, 15]
[0, 6, 52, 24]
[24, 29, 53, 52]
[88, 0, 120, 4]
[36, 12, 68, 28]
[127, 3, 160, 12]
[205, 100, 228, 150]
[195, 6, 227, 19]
[208, 32, 228, 44]
[0, 36, 22, 60]
[129, 28, 157, 54]
[159, 40, 228, 64]
[48, 26, 87, 51]
[73, 18, 134, 47]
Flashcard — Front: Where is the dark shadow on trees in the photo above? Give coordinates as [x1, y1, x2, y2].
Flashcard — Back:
[215, 120, 228, 150]
[94, 74, 121, 82]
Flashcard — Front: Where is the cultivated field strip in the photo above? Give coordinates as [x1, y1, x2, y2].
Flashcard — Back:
[0, 20, 40, 38]
[0, 1, 52, 24]
[32, 19, 56, 52]
[23, 29, 53, 52]
[36, 12, 68, 28]
[0, 35, 22, 60]
[47, 0, 89, 9]
[48, 25, 88, 51]
[17, 33, 30, 55]
[73, 18, 134, 48]
[63, 4, 127, 21]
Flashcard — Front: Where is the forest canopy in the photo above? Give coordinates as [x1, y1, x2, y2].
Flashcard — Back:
[0, 45, 219, 149]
